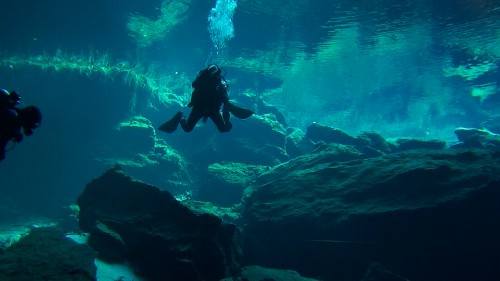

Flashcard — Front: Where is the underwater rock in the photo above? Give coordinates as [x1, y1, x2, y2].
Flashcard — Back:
[256, 100, 287, 127]
[304, 123, 389, 157]
[285, 127, 315, 159]
[220, 265, 320, 281]
[197, 162, 269, 207]
[253, 143, 369, 189]
[306, 123, 368, 147]
[243, 149, 500, 281]
[451, 127, 500, 150]
[99, 139, 193, 195]
[98, 116, 196, 194]
[0, 227, 96, 281]
[126, 142, 192, 194]
[389, 137, 446, 152]
[235, 91, 288, 127]
[454, 127, 495, 142]
[87, 221, 128, 263]
[100, 116, 194, 194]
[181, 200, 241, 225]
[77, 166, 242, 281]
[112, 116, 157, 156]
[357, 131, 392, 154]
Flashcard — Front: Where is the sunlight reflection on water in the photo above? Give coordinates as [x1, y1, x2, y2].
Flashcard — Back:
[233, 0, 499, 138]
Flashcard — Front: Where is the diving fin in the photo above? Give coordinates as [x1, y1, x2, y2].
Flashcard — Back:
[228, 103, 254, 119]
[158, 111, 183, 133]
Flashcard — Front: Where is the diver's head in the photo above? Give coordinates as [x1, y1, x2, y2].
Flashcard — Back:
[207, 64, 221, 77]
[19, 105, 42, 136]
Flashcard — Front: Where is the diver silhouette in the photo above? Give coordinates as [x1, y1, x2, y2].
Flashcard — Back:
[0, 89, 42, 162]
[158, 65, 253, 134]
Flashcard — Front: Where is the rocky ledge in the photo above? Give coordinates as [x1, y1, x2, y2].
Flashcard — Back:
[243, 148, 500, 281]
[77, 166, 242, 281]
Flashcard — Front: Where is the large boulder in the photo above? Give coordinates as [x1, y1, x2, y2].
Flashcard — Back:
[306, 123, 368, 148]
[451, 127, 500, 150]
[77, 167, 242, 281]
[304, 123, 447, 155]
[0, 227, 96, 281]
[243, 149, 500, 281]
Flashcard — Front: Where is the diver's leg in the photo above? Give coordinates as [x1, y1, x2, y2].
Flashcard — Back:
[180, 108, 203, 132]
[210, 112, 232, 133]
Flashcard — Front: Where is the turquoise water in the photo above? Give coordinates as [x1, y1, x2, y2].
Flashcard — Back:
[0, 1, 499, 280]
[1, 0, 498, 140]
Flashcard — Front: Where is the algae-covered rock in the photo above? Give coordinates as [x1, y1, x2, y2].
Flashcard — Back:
[285, 127, 315, 159]
[99, 116, 193, 194]
[243, 149, 500, 281]
[451, 127, 500, 150]
[78, 166, 242, 281]
[253, 143, 366, 189]
[197, 162, 269, 206]
[306, 123, 368, 147]
[110, 141, 193, 194]
[357, 131, 392, 154]
[0, 227, 96, 281]
[389, 137, 446, 152]
[113, 116, 156, 155]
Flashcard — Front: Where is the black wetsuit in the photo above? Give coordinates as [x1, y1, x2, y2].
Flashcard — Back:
[180, 70, 232, 132]
[0, 107, 21, 161]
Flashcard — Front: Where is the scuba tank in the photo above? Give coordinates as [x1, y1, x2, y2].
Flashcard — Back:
[0, 89, 20, 108]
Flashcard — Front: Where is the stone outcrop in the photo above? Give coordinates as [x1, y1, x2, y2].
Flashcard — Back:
[99, 116, 193, 194]
[197, 162, 269, 206]
[304, 123, 446, 157]
[77, 166, 242, 281]
[306, 123, 369, 148]
[285, 127, 315, 159]
[243, 148, 500, 281]
[0, 227, 96, 281]
[112, 116, 157, 156]
[388, 137, 446, 152]
[451, 127, 500, 150]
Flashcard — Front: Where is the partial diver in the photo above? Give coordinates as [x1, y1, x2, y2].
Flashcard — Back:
[158, 65, 253, 134]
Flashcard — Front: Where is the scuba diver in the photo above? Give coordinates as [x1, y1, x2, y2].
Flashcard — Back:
[158, 65, 253, 133]
[0, 89, 42, 162]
